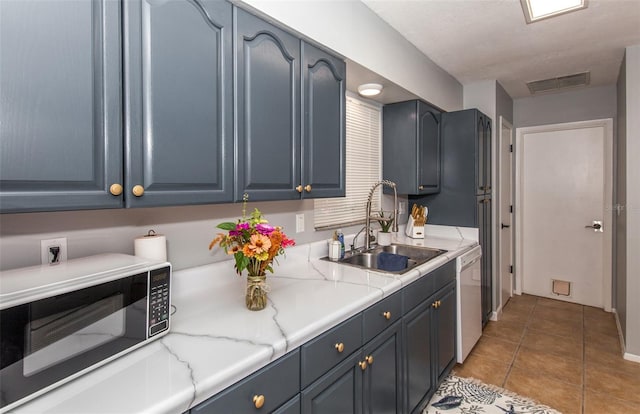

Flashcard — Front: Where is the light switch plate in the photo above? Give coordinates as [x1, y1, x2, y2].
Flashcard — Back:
[296, 214, 305, 233]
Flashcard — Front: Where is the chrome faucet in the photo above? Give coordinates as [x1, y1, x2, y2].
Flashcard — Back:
[364, 180, 399, 250]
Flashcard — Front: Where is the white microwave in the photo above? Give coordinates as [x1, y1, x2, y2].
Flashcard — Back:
[0, 253, 172, 412]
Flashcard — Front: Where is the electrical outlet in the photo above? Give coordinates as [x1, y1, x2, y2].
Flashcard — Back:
[296, 214, 305, 233]
[41, 238, 67, 265]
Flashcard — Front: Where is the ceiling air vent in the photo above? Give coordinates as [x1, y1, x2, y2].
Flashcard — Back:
[526, 72, 590, 94]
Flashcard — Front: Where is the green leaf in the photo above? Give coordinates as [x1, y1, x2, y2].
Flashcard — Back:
[235, 253, 249, 273]
[217, 222, 236, 231]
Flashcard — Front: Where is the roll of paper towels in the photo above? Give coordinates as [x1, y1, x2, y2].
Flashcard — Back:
[134, 230, 167, 261]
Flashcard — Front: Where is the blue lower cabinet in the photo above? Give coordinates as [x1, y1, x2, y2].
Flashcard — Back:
[301, 352, 363, 414]
[362, 320, 403, 414]
[191, 350, 300, 414]
[403, 301, 434, 414]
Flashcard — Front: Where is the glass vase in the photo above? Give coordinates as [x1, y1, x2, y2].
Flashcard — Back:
[245, 274, 268, 311]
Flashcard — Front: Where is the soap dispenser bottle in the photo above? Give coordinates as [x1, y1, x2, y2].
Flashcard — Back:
[336, 229, 345, 259]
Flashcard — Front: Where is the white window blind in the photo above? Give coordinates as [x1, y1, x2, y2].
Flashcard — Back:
[314, 95, 381, 230]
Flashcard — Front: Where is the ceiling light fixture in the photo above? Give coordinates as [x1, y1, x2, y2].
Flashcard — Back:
[357, 83, 383, 97]
[520, 0, 587, 24]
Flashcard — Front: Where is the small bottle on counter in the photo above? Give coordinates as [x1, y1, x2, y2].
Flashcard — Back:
[329, 231, 341, 261]
[336, 229, 345, 259]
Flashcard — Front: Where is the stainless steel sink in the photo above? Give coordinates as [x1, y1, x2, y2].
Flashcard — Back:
[323, 243, 447, 274]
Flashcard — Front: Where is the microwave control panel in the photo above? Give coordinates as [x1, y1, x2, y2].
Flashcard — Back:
[148, 266, 171, 337]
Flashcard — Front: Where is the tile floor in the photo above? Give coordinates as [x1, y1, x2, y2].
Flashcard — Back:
[454, 294, 640, 414]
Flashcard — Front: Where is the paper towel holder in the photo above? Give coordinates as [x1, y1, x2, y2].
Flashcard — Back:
[145, 229, 157, 237]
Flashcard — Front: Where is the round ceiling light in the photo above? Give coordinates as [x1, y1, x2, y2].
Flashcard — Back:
[357, 83, 383, 97]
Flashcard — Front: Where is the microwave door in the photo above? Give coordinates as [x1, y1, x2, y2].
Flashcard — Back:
[0, 272, 148, 411]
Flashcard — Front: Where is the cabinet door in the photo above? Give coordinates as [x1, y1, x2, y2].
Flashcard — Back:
[434, 283, 456, 381]
[417, 102, 441, 194]
[235, 8, 300, 201]
[476, 114, 486, 194]
[124, 0, 233, 207]
[484, 116, 493, 194]
[403, 301, 434, 414]
[0, 0, 122, 213]
[301, 352, 363, 414]
[362, 321, 402, 414]
[301, 42, 346, 199]
[479, 195, 493, 325]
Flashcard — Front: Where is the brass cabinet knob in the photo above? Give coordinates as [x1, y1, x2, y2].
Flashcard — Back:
[366, 355, 374, 365]
[304, 184, 312, 192]
[335, 342, 345, 353]
[418, 185, 424, 190]
[437, 300, 442, 307]
[253, 394, 265, 409]
[296, 185, 303, 193]
[382, 311, 391, 320]
[132, 185, 145, 197]
[358, 360, 368, 371]
[109, 183, 123, 196]
[432, 301, 439, 309]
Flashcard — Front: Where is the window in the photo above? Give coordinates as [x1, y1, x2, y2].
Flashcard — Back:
[314, 94, 382, 230]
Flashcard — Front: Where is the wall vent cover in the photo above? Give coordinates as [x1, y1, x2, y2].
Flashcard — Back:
[526, 72, 590, 94]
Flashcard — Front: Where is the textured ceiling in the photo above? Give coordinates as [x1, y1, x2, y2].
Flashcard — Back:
[361, 0, 640, 98]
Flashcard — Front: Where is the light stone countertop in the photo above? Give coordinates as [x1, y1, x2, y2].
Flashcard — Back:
[12, 226, 478, 414]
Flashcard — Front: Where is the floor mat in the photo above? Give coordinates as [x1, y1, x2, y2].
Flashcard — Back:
[424, 374, 562, 414]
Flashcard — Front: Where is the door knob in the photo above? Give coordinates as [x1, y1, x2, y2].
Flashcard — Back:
[585, 221, 603, 232]
[501, 223, 510, 229]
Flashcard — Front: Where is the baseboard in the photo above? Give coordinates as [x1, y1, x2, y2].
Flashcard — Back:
[623, 352, 640, 363]
[612, 308, 634, 361]
[490, 307, 502, 321]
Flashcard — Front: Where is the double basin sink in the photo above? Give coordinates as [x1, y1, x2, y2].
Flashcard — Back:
[324, 243, 447, 275]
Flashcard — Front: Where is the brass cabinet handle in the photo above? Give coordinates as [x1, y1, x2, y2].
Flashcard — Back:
[296, 185, 303, 193]
[252, 394, 265, 409]
[432, 301, 440, 309]
[382, 311, 391, 320]
[366, 355, 374, 365]
[358, 360, 368, 371]
[132, 185, 145, 197]
[304, 184, 312, 192]
[109, 183, 123, 196]
[335, 342, 345, 353]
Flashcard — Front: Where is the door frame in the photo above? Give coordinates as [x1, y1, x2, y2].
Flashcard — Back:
[514, 119, 613, 311]
[497, 116, 514, 314]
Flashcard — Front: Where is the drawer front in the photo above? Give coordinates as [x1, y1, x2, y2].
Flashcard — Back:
[403, 260, 456, 313]
[433, 260, 456, 293]
[362, 291, 402, 343]
[301, 313, 363, 388]
[192, 350, 300, 414]
[403, 272, 435, 313]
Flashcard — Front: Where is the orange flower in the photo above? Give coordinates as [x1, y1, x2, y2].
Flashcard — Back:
[208, 233, 226, 250]
[248, 234, 271, 255]
[228, 245, 242, 255]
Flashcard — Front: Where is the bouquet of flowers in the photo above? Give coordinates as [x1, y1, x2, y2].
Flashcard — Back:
[209, 209, 295, 276]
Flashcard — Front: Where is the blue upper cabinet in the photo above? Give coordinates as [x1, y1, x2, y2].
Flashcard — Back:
[123, 0, 234, 207]
[301, 42, 346, 199]
[0, 0, 123, 213]
[383, 100, 441, 195]
[235, 8, 301, 201]
[235, 8, 346, 201]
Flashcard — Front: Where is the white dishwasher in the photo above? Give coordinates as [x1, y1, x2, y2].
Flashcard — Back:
[456, 245, 483, 363]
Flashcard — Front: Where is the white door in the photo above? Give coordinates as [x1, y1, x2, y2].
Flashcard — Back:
[515, 119, 612, 309]
[498, 117, 513, 309]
